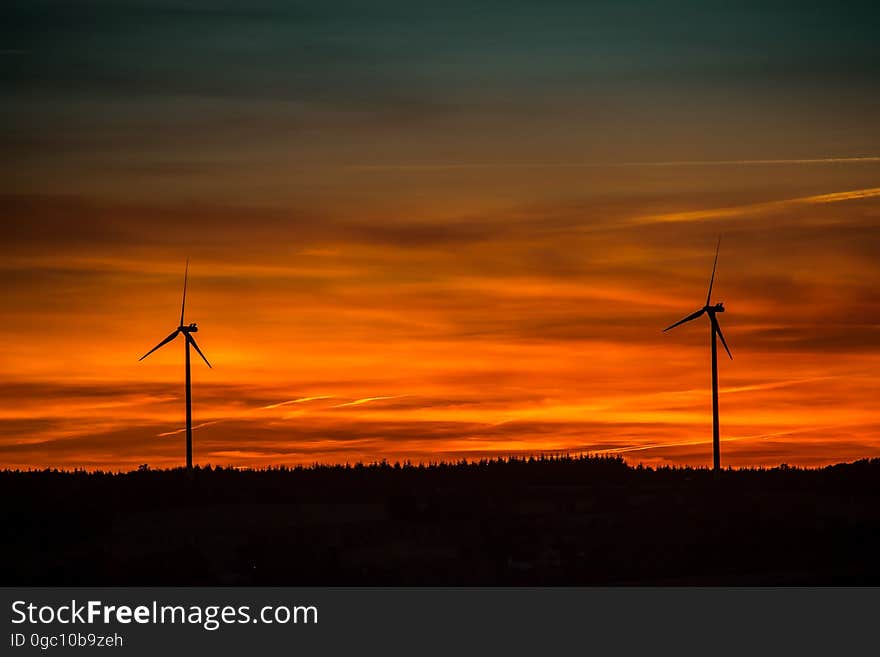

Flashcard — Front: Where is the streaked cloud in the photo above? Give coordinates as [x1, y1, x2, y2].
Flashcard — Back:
[157, 420, 226, 437]
[332, 395, 409, 409]
[634, 187, 880, 225]
[347, 156, 880, 172]
[262, 395, 335, 410]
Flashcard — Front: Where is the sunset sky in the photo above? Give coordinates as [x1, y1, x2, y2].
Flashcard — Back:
[2, 1, 879, 470]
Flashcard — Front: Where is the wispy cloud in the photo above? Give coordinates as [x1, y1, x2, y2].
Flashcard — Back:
[622, 156, 880, 167]
[332, 395, 408, 408]
[600, 424, 852, 455]
[261, 395, 334, 410]
[157, 420, 225, 437]
[633, 187, 880, 225]
[720, 376, 841, 395]
[346, 156, 880, 172]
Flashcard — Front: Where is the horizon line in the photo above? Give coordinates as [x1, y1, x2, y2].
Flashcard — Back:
[4, 453, 877, 476]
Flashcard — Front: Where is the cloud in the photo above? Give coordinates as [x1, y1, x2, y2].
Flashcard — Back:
[346, 156, 880, 172]
[261, 395, 334, 410]
[633, 187, 880, 225]
[599, 424, 846, 455]
[157, 420, 226, 437]
[619, 157, 880, 168]
[332, 395, 409, 409]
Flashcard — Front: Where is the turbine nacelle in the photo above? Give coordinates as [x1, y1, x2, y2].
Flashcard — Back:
[662, 238, 732, 362]
[139, 261, 212, 369]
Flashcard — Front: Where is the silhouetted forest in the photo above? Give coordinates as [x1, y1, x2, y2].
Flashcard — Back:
[2, 455, 879, 585]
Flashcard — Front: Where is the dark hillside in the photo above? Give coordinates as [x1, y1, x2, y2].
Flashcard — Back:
[2, 456, 879, 585]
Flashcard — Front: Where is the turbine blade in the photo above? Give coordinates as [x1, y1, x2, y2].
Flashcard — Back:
[187, 333, 212, 369]
[180, 258, 189, 326]
[711, 315, 733, 360]
[706, 236, 721, 305]
[663, 308, 705, 332]
[139, 329, 180, 361]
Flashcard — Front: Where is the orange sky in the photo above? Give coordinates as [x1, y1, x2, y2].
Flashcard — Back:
[2, 160, 879, 471]
[3, 2, 879, 471]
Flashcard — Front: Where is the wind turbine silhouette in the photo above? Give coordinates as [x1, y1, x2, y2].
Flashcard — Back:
[663, 238, 732, 471]
[139, 260, 212, 469]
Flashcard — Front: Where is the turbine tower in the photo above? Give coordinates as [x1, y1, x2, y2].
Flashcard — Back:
[663, 239, 733, 471]
[139, 260, 212, 469]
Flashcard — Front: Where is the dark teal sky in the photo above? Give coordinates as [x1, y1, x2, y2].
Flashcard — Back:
[6, 2, 880, 99]
[3, 0, 879, 204]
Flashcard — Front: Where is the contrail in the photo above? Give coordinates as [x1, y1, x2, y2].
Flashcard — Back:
[621, 156, 880, 167]
[332, 395, 408, 408]
[346, 156, 880, 172]
[602, 424, 846, 455]
[633, 186, 880, 225]
[720, 375, 839, 395]
[262, 395, 334, 410]
[156, 392, 396, 437]
[158, 420, 224, 437]
[156, 395, 335, 436]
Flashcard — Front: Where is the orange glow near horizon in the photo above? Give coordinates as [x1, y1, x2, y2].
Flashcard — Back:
[2, 163, 879, 471]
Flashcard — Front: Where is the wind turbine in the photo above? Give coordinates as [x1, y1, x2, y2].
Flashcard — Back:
[663, 238, 732, 471]
[139, 260, 212, 469]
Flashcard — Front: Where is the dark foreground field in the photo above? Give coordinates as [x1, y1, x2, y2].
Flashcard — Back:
[2, 456, 880, 585]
